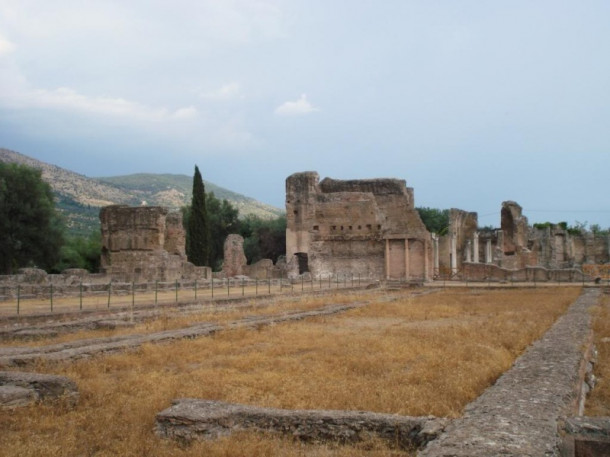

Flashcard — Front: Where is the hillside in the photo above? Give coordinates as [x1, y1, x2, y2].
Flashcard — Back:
[0, 148, 284, 236]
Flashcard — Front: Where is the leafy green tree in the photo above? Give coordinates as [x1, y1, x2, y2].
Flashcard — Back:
[0, 162, 64, 273]
[239, 214, 286, 264]
[416, 207, 449, 235]
[185, 165, 210, 266]
[53, 231, 101, 273]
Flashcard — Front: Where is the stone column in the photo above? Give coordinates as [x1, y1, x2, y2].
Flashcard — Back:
[424, 238, 429, 281]
[473, 232, 479, 263]
[432, 234, 439, 277]
[450, 234, 458, 275]
[385, 238, 390, 279]
[404, 239, 410, 280]
[485, 239, 492, 264]
[465, 240, 472, 263]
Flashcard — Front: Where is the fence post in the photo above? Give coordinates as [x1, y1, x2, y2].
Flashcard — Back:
[319, 275, 322, 290]
[155, 280, 158, 306]
[227, 278, 230, 297]
[175, 280, 179, 303]
[79, 281, 83, 311]
[17, 284, 20, 315]
[50, 283, 53, 313]
[242, 278, 245, 297]
[256, 278, 258, 296]
[301, 275, 304, 292]
[268, 278, 271, 294]
[194, 279, 198, 299]
[132, 281, 135, 308]
[107, 281, 111, 308]
[211, 277, 214, 299]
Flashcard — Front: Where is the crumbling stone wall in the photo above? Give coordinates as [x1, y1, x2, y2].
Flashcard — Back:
[439, 200, 609, 280]
[286, 172, 432, 280]
[438, 209, 478, 274]
[100, 205, 206, 282]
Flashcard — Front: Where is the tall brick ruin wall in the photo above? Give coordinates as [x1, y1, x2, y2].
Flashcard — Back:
[286, 172, 432, 280]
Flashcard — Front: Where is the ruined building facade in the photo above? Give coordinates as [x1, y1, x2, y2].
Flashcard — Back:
[437, 201, 610, 280]
[100, 205, 209, 282]
[286, 172, 433, 280]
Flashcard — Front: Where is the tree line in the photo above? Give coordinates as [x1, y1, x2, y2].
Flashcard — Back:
[0, 162, 285, 275]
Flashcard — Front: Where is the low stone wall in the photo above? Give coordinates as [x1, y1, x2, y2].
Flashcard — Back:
[419, 288, 600, 456]
[460, 262, 589, 282]
[0, 302, 365, 367]
[155, 399, 448, 450]
[0, 371, 79, 408]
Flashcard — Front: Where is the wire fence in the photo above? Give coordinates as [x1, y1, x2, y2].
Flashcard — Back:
[0, 274, 373, 317]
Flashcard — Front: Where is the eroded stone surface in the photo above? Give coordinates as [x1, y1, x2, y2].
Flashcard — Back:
[419, 288, 600, 457]
[0, 371, 79, 407]
[155, 398, 449, 450]
[0, 385, 36, 408]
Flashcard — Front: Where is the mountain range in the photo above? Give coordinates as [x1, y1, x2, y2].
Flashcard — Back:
[0, 148, 283, 236]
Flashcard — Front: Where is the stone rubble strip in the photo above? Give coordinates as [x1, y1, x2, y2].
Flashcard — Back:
[0, 303, 365, 367]
[155, 398, 450, 450]
[0, 371, 79, 408]
[418, 287, 601, 457]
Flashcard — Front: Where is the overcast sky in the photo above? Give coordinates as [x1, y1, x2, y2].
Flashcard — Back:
[1, 1, 609, 227]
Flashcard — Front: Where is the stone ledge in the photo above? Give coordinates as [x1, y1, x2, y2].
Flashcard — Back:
[0, 371, 79, 408]
[155, 398, 449, 450]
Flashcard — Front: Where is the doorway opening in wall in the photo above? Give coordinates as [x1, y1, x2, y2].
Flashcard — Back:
[295, 252, 309, 274]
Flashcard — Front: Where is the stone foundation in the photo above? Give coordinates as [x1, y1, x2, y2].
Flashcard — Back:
[155, 399, 448, 450]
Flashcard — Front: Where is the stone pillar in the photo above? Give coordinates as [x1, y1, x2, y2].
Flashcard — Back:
[385, 238, 390, 279]
[465, 240, 472, 263]
[485, 239, 492, 264]
[432, 234, 439, 277]
[424, 238, 429, 281]
[473, 232, 479, 263]
[404, 239, 410, 280]
[450, 234, 457, 275]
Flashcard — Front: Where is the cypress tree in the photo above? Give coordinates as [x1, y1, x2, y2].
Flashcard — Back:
[186, 165, 210, 266]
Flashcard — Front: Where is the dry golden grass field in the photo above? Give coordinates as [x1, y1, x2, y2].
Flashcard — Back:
[0, 287, 582, 457]
[586, 289, 610, 416]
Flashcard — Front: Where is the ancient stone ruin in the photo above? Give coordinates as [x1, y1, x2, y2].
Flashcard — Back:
[436, 200, 610, 281]
[100, 205, 209, 282]
[286, 171, 433, 281]
[222, 234, 247, 278]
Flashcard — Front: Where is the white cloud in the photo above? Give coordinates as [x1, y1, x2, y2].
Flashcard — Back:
[2, 85, 198, 123]
[201, 82, 243, 100]
[274, 94, 319, 116]
[0, 36, 15, 55]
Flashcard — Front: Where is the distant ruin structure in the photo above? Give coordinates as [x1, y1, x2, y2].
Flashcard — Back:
[286, 172, 432, 281]
[100, 205, 209, 282]
[436, 200, 610, 281]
